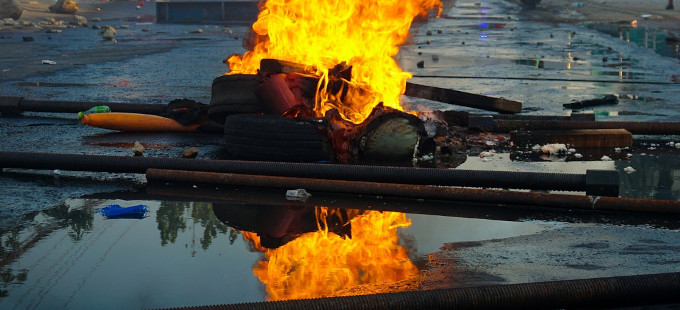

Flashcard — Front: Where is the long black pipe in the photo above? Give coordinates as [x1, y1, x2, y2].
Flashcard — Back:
[151, 272, 680, 310]
[0, 151, 618, 195]
[0, 96, 166, 115]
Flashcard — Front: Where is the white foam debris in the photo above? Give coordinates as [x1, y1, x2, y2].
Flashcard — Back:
[574, 153, 583, 159]
[540, 143, 567, 155]
[532, 144, 542, 151]
[614, 147, 621, 153]
[568, 148, 576, 153]
[479, 150, 495, 158]
[667, 141, 676, 147]
[627, 153, 633, 158]
[601, 155, 612, 161]
[676, 143, 680, 149]
[623, 166, 636, 174]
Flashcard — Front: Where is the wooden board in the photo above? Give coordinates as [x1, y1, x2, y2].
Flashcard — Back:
[511, 129, 633, 148]
[81, 112, 200, 132]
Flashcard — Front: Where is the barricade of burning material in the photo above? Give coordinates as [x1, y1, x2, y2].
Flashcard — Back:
[212, 59, 467, 165]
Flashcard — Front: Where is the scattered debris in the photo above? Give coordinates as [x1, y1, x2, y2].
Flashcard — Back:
[574, 153, 583, 158]
[540, 143, 567, 155]
[479, 149, 495, 158]
[286, 189, 311, 202]
[623, 166, 636, 174]
[190, 28, 203, 34]
[97, 204, 148, 219]
[45, 29, 62, 33]
[49, 0, 79, 14]
[41, 60, 56, 65]
[2, 17, 17, 26]
[91, 17, 101, 22]
[600, 155, 612, 161]
[563, 94, 618, 109]
[72, 15, 87, 26]
[132, 141, 144, 156]
[181, 147, 199, 158]
[99, 25, 116, 40]
[416, 60, 424, 68]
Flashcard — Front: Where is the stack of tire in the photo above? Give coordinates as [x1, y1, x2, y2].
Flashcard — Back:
[208, 74, 333, 162]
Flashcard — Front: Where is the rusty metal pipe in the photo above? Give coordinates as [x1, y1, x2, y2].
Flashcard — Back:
[0, 151, 616, 194]
[494, 119, 680, 135]
[0, 96, 166, 115]
[151, 272, 680, 310]
[144, 169, 680, 214]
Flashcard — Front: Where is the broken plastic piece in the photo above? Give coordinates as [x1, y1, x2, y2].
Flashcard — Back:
[286, 189, 311, 202]
[41, 60, 56, 65]
[97, 204, 148, 219]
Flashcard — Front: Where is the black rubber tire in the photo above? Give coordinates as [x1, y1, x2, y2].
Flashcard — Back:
[223, 114, 333, 162]
[208, 74, 265, 123]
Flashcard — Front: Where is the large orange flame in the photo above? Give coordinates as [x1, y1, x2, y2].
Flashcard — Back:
[241, 208, 418, 300]
[227, 0, 441, 123]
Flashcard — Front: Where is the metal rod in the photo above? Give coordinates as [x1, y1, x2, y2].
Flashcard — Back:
[0, 151, 615, 194]
[144, 169, 677, 214]
[152, 272, 680, 310]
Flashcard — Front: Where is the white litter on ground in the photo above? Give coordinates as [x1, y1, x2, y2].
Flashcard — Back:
[286, 189, 312, 202]
[540, 144, 567, 155]
[624, 166, 636, 174]
[479, 150, 495, 158]
[574, 153, 583, 159]
[601, 155, 612, 161]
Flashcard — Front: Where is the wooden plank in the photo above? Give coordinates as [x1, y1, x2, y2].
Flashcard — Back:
[511, 129, 632, 148]
[404, 82, 522, 114]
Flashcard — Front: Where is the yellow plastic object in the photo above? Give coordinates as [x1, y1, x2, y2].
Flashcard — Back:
[81, 112, 200, 132]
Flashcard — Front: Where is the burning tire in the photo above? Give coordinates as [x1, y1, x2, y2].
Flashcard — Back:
[208, 74, 264, 123]
[223, 114, 333, 162]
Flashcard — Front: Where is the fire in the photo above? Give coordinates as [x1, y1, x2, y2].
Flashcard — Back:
[227, 0, 442, 123]
[241, 208, 418, 300]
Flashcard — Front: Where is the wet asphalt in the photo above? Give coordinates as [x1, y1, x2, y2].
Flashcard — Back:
[0, 0, 680, 307]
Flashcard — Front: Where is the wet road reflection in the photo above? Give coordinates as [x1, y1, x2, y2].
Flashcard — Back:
[0, 198, 547, 308]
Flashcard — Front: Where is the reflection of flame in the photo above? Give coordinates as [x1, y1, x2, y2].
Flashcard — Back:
[241, 207, 418, 301]
[227, 0, 441, 123]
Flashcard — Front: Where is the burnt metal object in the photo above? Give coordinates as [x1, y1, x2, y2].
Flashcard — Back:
[404, 82, 522, 114]
[144, 170, 659, 211]
[150, 272, 680, 310]
[0, 151, 616, 194]
[563, 94, 618, 109]
[493, 119, 680, 135]
[0, 96, 166, 115]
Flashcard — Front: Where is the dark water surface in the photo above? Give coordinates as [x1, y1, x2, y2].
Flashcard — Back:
[0, 198, 545, 309]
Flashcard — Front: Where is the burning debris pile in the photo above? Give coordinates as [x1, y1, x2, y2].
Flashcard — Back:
[207, 0, 489, 165]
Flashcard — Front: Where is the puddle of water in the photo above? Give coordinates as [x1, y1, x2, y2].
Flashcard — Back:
[0, 198, 546, 309]
[586, 23, 680, 60]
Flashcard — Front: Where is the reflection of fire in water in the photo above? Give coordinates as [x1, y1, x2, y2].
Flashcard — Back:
[226, 0, 442, 123]
[241, 207, 418, 301]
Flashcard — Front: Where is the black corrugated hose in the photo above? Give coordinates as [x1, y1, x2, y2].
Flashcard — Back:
[150, 272, 680, 310]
